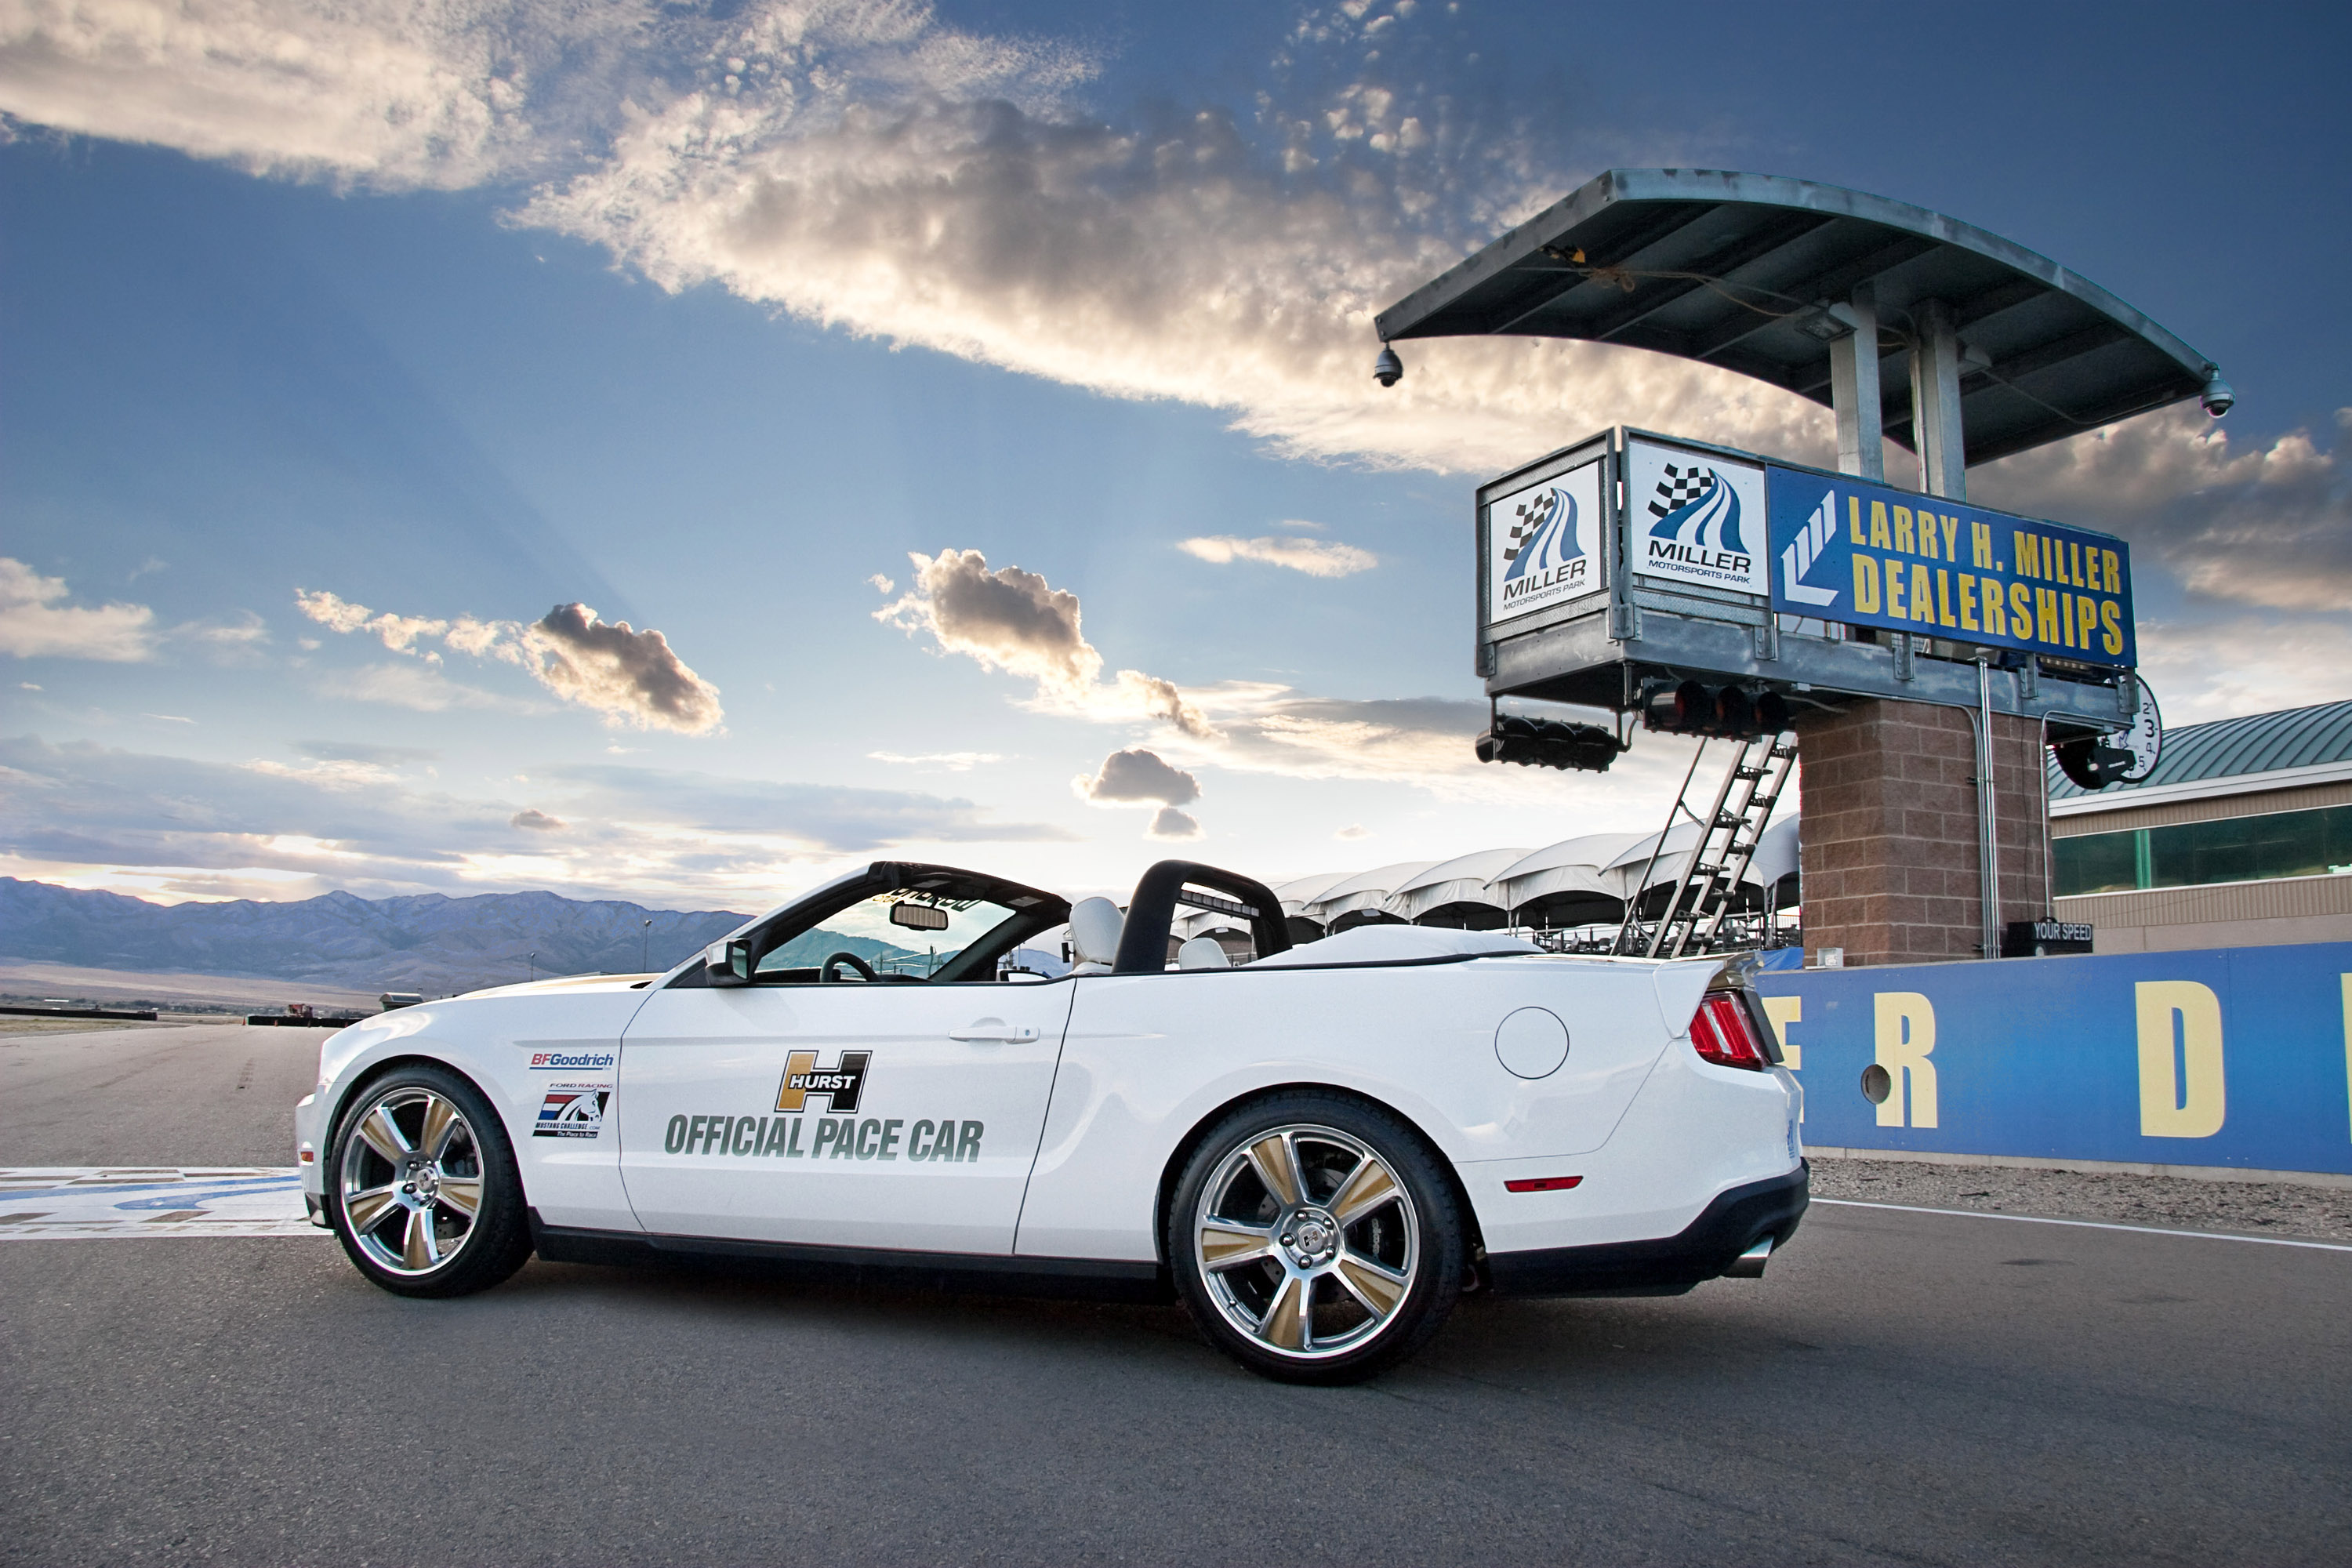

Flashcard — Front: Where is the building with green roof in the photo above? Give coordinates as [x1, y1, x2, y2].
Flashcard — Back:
[2049, 699, 2352, 950]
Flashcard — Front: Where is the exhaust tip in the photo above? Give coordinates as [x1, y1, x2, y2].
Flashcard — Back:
[1724, 1236, 1772, 1279]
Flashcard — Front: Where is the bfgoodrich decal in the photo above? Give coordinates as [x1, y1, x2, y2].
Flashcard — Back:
[1625, 438, 1769, 597]
[528, 1049, 617, 1073]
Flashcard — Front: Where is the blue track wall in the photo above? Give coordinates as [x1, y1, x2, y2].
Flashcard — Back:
[1755, 942, 2352, 1176]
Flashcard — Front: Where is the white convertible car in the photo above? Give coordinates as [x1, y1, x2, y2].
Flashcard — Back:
[296, 858, 1806, 1382]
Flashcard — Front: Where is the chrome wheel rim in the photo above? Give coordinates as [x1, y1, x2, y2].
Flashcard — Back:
[1192, 1123, 1418, 1361]
[337, 1087, 485, 1276]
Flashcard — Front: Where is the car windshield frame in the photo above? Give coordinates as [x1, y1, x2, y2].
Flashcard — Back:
[671, 862, 1070, 988]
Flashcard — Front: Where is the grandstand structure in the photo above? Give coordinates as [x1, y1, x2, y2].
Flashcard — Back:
[1175, 820, 1801, 960]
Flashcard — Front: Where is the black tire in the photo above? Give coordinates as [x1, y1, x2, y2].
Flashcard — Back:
[327, 1062, 533, 1299]
[1168, 1091, 1465, 1385]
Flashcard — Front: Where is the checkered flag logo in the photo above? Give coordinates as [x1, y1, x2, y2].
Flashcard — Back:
[1648, 464, 1716, 522]
[1502, 491, 1552, 563]
[1501, 487, 1581, 581]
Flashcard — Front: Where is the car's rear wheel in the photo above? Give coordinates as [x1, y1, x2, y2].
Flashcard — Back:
[328, 1064, 532, 1298]
[1170, 1092, 1465, 1384]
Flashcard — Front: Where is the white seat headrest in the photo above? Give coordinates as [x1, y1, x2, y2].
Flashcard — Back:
[1176, 935, 1229, 971]
[1067, 897, 1124, 972]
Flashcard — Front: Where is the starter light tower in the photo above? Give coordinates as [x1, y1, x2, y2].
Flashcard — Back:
[1375, 169, 2223, 965]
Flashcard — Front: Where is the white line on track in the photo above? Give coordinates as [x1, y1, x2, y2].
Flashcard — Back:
[0, 1167, 321, 1238]
[1817, 1198, 2352, 1254]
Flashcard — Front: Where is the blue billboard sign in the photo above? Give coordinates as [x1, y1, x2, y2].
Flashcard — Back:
[1766, 465, 2136, 666]
[1757, 943, 2352, 1177]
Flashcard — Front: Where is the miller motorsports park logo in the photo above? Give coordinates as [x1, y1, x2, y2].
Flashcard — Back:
[661, 1050, 987, 1163]
[1625, 440, 1768, 596]
[1486, 458, 1602, 623]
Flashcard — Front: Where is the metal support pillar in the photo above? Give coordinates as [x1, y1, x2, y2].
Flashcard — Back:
[1828, 285, 1884, 481]
[1911, 298, 1967, 503]
[1911, 296, 1999, 953]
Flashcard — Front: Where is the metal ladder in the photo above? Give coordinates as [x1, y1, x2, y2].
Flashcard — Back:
[1616, 731, 1798, 959]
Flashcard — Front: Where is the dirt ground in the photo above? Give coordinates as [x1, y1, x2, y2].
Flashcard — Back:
[1809, 1153, 2352, 1243]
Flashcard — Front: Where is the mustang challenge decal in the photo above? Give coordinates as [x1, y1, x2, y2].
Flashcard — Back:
[534, 1084, 612, 1139]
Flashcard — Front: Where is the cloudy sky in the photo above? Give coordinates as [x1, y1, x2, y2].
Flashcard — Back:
[2, 0, 2347, 912]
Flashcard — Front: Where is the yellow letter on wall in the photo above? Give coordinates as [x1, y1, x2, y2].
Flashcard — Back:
[2135, 980, 2227, 1138]
[1872, 992, 1937, 1127]
[1762, 996, 1804, 1122]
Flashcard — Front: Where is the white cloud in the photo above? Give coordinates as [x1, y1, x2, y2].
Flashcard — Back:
[869, 750, 1004, 771]
[1973, 407, 2352, 613]
[1334, 823, 1370, 839]
[0, 558, 156, 662]
[0, 0, 600, 190]
[1148, 806, 1201, 840]
[0, 734, 1074, 906]
[1179, 535, 1377, 576]
[876, 549, 1214, 738]
[526, 602, 724, 734]
[1075, 747, 1200, 808]
[315, 662, 519, 713]
[298, 589, 723, 732]
[0, 1, 1831, 475]
[2132, 614, 2352, 726]
[517, 16, 1829, 478]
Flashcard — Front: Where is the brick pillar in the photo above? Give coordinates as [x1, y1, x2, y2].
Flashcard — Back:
[1794, 698, 2050, 966]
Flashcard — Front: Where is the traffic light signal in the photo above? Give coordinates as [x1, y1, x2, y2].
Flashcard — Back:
[1642, 681, 1790, 739]
[1474, 714, 1625, 772]
[2052, 735, 2134, 789]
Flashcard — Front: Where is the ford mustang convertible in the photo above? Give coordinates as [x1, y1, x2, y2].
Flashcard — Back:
[296, 858, 1806, 1382]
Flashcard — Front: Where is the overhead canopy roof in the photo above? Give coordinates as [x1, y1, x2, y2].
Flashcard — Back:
[1374, 169, 2219, 466]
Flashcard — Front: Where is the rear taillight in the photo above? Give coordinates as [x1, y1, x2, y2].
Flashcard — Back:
[1690, 992, 1768, 1071]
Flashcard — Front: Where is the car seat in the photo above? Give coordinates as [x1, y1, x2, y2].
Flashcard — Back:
[1175, 935, 1229, 970]
[1067, 898, 1124, 974]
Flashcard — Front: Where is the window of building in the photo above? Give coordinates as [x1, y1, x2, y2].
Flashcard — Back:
[2053, 803, 2352, 897]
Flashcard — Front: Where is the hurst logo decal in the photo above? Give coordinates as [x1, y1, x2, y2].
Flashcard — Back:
[664, 1049, 987, 1165]
[775, 1050, 869, 1113]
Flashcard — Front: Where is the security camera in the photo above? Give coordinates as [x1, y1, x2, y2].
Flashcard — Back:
[1373, 345, 1403, 388]
[2200, 372, 2234, 418]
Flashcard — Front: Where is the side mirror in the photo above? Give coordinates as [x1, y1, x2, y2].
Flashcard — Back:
[703, 937, 753, 986]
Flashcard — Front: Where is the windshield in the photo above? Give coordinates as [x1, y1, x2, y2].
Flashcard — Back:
[757, 890, 1027, 980]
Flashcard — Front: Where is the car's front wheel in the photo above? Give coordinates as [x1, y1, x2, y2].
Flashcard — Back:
[1170, 1092, 1465, 1384]
[328, 1064, 532, 1298]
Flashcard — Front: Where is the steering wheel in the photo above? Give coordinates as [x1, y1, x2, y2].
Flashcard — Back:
[820, 951, 879, 983]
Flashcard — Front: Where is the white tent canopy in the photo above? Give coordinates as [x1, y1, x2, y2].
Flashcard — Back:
[1384, 847, 1532, 924]
[1300, 861, 1439, 925]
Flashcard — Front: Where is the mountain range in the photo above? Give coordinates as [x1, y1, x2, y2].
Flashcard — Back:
[0, 879, 927, 997]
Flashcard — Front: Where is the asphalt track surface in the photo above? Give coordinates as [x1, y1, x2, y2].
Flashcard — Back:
[5, 1026, 2347, 1566]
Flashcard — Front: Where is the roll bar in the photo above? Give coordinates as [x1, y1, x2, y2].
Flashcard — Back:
[1112, 861, 1295, 975]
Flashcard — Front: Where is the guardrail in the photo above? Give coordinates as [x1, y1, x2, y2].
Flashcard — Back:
[0, 1004, 159, 1021]
[1756, 942, 2352, 1178]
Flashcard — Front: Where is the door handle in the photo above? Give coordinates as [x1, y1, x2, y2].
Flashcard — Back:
[950, 1020, 1039, 1044]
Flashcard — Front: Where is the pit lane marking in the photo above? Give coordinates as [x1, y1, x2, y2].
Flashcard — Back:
[0, 1167, 321, 1238]
[1817, 1199, 2352, 1254]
